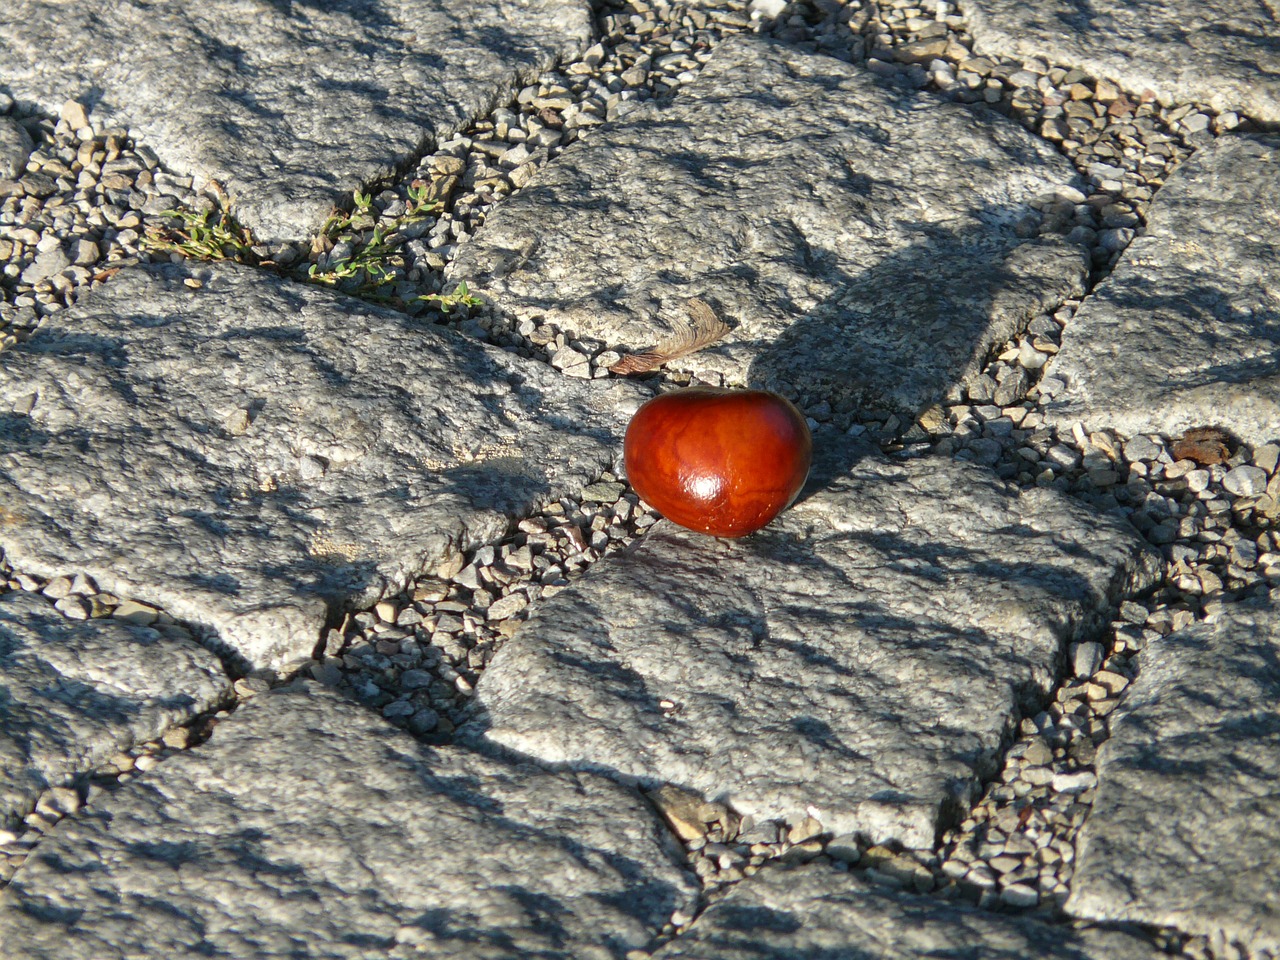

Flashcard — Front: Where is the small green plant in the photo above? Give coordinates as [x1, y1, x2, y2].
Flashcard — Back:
[404, 180, 441, 221]
[147, 184, 458, 309]
[303, 185, 447, 299]
[143, 206, 258, 263]
[306, 223, 399, 293]
[416, 281, 484, 312]
[315, 189, 377, 241]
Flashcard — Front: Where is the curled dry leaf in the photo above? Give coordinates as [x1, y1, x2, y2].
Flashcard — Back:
[1171, 426, 1232, 465]
[311, 221, 336, 256]
[204, 179, 230, 204]
[609, 298, 731, 375]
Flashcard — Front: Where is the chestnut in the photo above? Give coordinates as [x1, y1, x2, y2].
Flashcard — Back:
[623, 387, 812, 538]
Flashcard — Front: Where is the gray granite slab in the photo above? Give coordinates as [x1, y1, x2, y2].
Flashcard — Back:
[448, 36, 1087, 413]
[0, 590, 230, 828]
[0, 115, 33, 180]
[966, 0, 1280, 123]
[653, 864, 1166, 959]
[0, 682, 696, 959]
[0, 0, 590, 241]
[1066, 593, 1280, 953]
[467, 441, 1162, 848]
[1045, 135, 1280, 447]
[0, 263, 641, 672]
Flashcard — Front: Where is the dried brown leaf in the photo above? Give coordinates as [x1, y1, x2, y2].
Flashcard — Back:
[609, 298, 731, 375]
[311, 218, 338, 256]
[607, 352, 665, 376]
[204, 179, 229, 204]
[1171, 426, 1232, 465]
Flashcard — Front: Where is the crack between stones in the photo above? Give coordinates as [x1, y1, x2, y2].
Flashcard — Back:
[0, 566, 249, 888]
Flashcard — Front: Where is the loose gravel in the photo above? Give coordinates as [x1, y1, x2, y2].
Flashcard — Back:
[0, 101, 199, 350]
[0, 548, 236, 887]
[307, 472, 660, 741]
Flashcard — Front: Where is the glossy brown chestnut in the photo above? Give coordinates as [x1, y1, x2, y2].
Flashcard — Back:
[624, 387, 812, 538]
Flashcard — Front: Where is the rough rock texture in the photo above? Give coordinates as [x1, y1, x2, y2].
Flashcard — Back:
[0, 263, 641, 671]
[1066, 593, 1280, 953]
[0, 115, 34, 180]
[966, 0, 1280, 123]
[0, 590, 230, 828]
[0, 682, 696, 959]
[468, 441, 1162, 847]
[1045, 135, 1280, 447]
[0, 0, 591, 241]
[652, 864, 1167, 959]
[449, 36, 1087, 412]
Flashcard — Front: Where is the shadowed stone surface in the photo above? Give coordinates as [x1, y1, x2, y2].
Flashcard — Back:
[1045, 135, 1280, 446]
[0, 116, 33, 180]
[0, 682, 696, 959]
[1067, 593, 1280, 953]
[652, 864, 1167, 959]
[0, 0, 591, 241]
[966, 0, 1280, 123]
[0, 263, 641, 672]
[449, 36, 1087, 412]
[0, 590, 230, 828]
[468, 441, 1162, 847]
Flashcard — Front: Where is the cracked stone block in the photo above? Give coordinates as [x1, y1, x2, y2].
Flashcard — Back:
[0, 115, 34, 180]
[652, 864, 1167, 959]
[0, 0, 591, 241]
[449, 36, 1087, 414]
[0, 263, 641, 672]
[966, 0, 1280, 123]
[0, 590, 230, 828]
[1067, 592, 1280, 953]
[0, 682, 696, 959]
[1045, 135, 1280, 447]
[467, 440, 1162, 848]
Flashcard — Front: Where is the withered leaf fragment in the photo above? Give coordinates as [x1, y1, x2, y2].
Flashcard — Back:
[1171, 426, 1232, 465]
[609, 298, 731, 375]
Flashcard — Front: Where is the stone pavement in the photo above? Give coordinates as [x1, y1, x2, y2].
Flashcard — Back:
[0, 1, 1278, 958]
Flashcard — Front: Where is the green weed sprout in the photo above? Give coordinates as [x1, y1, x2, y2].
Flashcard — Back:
[305, 186, 446, 298]
[143, 207, 258, 263]
[417, 281, 484, 311]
